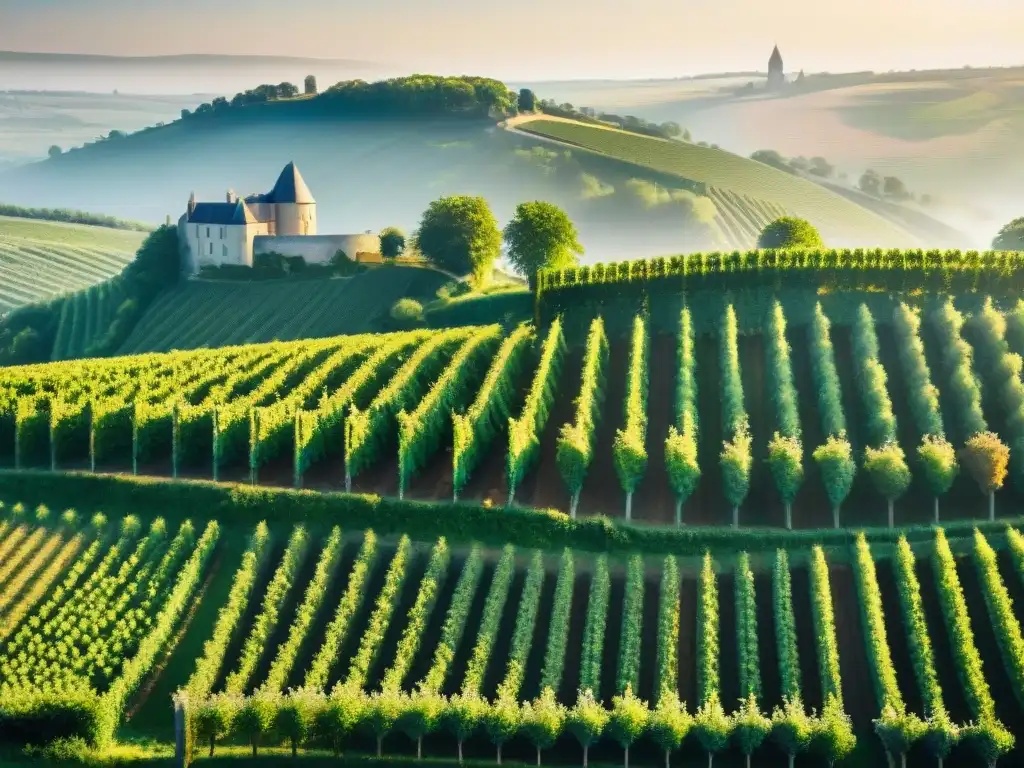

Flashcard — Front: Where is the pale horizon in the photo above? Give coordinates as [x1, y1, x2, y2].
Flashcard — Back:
[1, 0, 1021, 81]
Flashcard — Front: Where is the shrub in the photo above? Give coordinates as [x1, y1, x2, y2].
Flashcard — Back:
[389, 299, 425, 327]
[757, 217, 824, 249]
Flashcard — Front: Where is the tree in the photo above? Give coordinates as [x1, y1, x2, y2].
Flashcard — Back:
[47, 145, 62, 159]
[647, 692, 691, 768]
[917, 435, 958, 522]
[758, 217, 824, 249]
[278, 81, 299, 98]
[484, 692, 522, 764]
[771, 698, 813, 768]
[750, 150, 793, 173]
[863, 441, 912, 527]
[859, 169, 882, 196]
[788, 156, 811, 173]
[398, 690, 446, 759]
[808, 156, 834, 178]
[233, 691, 279, 758]
[960, 431, 1009, 520]
[813, 434, 856, 527]
[503, 201, 584, 282]
[732, 694, 771, 768]
[567, 689, 610, 768]
[519, 88, 537, 112]
[194, 693, 240, 757]
[379, 227, 406, 259]
[304, 75, 318, 95]
[993, 217, 1024, 251]
[363, 688, 404, 757]
[767, 434, 803, 529]
[444, 692, 486, 763]
[414, 195, 502, 285]
[883, 176, 910, 200]
[521, 688, 567, 766]
[693, 695, 731, 767]
[607, 686, 649, 768]
[275, 689, 321, 758]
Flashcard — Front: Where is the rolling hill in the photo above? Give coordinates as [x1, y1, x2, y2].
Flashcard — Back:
[117, 266, 451, 354]
[0, 215, 143, 313]
[0, 81, 949, 266]
[511, 115, 920, 247]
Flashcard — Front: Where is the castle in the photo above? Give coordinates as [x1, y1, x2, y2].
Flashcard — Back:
[180, 162, 378, 273]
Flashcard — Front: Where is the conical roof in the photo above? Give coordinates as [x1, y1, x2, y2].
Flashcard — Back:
[769, 45, 783, 68]
[269, 161, 315, 204]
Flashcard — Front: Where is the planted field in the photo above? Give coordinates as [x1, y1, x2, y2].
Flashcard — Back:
[116, 266, 451, 355]
[706, 187, 789, 249]
[0, 215, 142, 313]
[513, 118, 918, 246]
[3, 502, 1022, 767]
[8, 285, 1024, 528]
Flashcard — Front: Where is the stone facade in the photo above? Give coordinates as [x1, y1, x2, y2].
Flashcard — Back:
[253, 233, 380, 264]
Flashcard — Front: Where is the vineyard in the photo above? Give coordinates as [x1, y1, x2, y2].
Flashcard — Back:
[1, 502, 1024, 768]
[512, 118, 918, 247]
[116, 266, 451, 354]
[6, 287, 1024, 528]
[0, 216, 142, 313]
[706, 187, 789, 249]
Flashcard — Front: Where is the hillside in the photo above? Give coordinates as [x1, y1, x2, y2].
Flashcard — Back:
[118, 266, 450, 354]
[511, 116, 920, 247]
[0, 215, 143, 313]
[6, 247, 1024, 764]
[0, 75, 946, 265]
[0, 496, 1018, 768]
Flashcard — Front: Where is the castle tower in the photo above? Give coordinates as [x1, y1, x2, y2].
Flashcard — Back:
[767, 45, 785, 90]
[270, 161, 316, 236]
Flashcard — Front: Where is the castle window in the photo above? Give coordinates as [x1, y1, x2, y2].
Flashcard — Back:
[209, 242, 213, 255]
[206, 227, 210, 238]
[222, 244, 228, 257]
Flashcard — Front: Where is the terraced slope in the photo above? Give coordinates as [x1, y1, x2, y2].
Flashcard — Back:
[0, 216, 143, 313]
[513, 117, 919, 247]
[117, 266, 450, 354]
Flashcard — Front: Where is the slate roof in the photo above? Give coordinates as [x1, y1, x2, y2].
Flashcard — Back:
[268, 162, 315, 204]
[187, 200, 257, 226]
[769, 45, 783, 70]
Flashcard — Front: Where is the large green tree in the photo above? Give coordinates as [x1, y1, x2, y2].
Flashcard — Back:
[378, 227, 406, 259]
[414, 195, 501, 284]
[503, 201, 583, 281]
[757, 217, 824, 249]
[993, 217, 1024, 251]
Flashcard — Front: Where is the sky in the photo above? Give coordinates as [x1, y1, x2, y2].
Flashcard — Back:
[0, 0, 1022, 80]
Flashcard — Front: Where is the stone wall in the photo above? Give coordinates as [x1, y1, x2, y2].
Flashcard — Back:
[253, 234, 379, 264]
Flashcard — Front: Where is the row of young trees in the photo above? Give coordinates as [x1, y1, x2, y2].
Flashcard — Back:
[184, 539, 870, 768]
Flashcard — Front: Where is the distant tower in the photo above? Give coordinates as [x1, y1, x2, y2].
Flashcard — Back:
[767, 45, 785, 90]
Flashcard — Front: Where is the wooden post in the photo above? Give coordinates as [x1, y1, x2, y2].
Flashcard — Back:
[132, 403, 139, 476]
[173, 692, 190, 768]
[293, 410, 302, 490]
[211, 406, 219, 482]
[171, 402, 180, 479]
[89, 401, 96, 473]
[49, 412, 56, 472]
[249, 409, 258, 486]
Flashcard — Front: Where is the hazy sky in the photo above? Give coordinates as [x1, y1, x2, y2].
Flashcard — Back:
[1, 0, 1022, 80]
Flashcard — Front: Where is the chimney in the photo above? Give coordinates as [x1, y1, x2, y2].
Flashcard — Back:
[226, 188, 236, 203]
[187, 191, 196, 216]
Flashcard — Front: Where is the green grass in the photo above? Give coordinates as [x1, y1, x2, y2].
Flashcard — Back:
[516, 119, 918, 246]
[0, 216, 142, 313]
[117, 266, 451, 354]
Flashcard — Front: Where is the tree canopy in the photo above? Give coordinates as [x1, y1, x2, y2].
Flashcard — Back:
[378, 227, 406, 259]
[414, 195, 502, 284]
[993, 217, 1024, 251]
[757, 217, 824, 249]
[503, 201, 583, 280]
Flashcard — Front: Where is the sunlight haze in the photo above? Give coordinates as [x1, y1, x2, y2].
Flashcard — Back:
[0, 0, 1021, 79]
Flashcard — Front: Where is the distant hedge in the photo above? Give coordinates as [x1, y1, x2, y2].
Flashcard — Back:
[536, 248, 1024, 314]
[0, 203, 153, 232]
[0, 470, 1012, 559]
